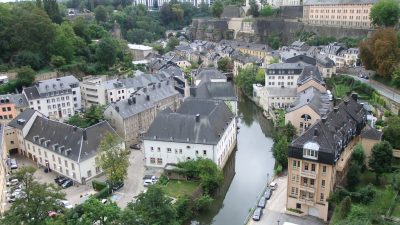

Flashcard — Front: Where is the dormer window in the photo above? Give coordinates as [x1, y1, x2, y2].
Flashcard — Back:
[303, 142, 319, 160]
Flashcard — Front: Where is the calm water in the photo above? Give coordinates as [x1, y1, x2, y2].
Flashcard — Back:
[193, 90, 276, 225]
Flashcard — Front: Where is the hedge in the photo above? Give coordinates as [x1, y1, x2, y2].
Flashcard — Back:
[92, 180, 107, 191]
[94, 186, 111, 199]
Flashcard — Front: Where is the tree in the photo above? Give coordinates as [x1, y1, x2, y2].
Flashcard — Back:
[255, 68, 265, 84]
[370, 0, 400, 27]
[339, 196, 352, 219]
[346, 162, 361, 189]
[235, 65, 259, 96]
[43, 0, 62, 24]
[369, 141, 393, 182]
[359, 28, 400, 77]
[166, 36, 180, 52]
[352, 143, 365, 169]
[80, 198, 121, 224]
[248, 0, 259, 17]
[66, 105, 105, 128]
[1, 166, 65, 225]
[13, 51, 44, 70]
[383, 116, 400, 149]
[217, 57, 233, 72]
[260, 5, 274, 17]
[210, 0, 223, 18]
[95, 5, 108, 23]
[122, 185, 177, 225]
[266, 33, 282, 50]
[272, 135, 289, 167]
[96, 37, 118, 67]
[50, 55, 66, 68]
[50, 23, 77, 63]
[392, 64, 400, 87]
[16, 66, 35, 88]
[96, 134, 130, 188]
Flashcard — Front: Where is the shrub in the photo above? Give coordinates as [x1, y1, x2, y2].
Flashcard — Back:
[92, 180, 107, 191]
[158, 174, 169, 185]
[175, 196, 193, 222]
[275, 164, 283, 175]
[287, 208, 303, 214]
[339, 196, 352, 219]
[193, 194, 213, 212]
[94, 186, 111, 199]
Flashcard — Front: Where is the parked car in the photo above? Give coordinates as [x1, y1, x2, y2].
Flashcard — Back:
[10, 159, 18, 170]
[143, 175, 157, 182]
[129, 144, 141, 150]
[143, 179, 154, 187]
[54, 176, 65, 183]
[112, 181, 124, 191]
[62, 179, 73, 189]
[252, 207, 263, 221]
[57, 177, 69, 186]
[264, 188, 272, 200]
[59, 200, 73, 209]
[6, 179, 19, 187]
[101, 199, 108, 204]
[258, 197, 266, 208]
[269, 182, 278, 190]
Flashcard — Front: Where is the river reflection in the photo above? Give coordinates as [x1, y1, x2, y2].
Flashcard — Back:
[192, 90, 276, 225]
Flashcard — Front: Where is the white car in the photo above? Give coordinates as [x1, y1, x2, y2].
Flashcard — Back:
[59, 200, 73, 209]
[6, 179, 19, 187]
[143, 179, 154, 187]
[269, 182, 278, 190]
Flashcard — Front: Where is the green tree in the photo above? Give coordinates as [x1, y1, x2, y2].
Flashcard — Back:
[50, 23, 77, 63]
[260, 5, 274, 17]
[217, 57, 233, 72]
[16, 66, 36, 87]
[81, 198, 121, 224]
[352, 143, 365, 169]
[66, 105, 105, 128]
[95, 5, 108, 23]
[248, 0, 259, 17]
[1, 166, 65, 225]
[392, 64, 400, 87]
[211, 0, 223, 18]
[269, 57, 279, 64]
[96, 37, 118, 67]
[369, 141, 393, 182]
[255, 68, 265, 84]
[339, 196, 352, 219]
[370, 0, 400, 27]
[122, 185, 177, 225]
[43, 0, 62, 24]
[235, 65, 259, 96]
[50, 55, 66, 68]
[13, 51, 44, 70]
[96, 134, 130, 188]
[174, 196, 193, 222]
[266, 33, 282, 50]
[346, 162, 361, 189]
[382, 116, 400, 149]
[272, 135, 289, 167]
[166, 36, 180, 52]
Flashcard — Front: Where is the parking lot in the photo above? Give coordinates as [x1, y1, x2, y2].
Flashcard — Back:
[247, 176, 326, 225]
[8, 148, 160, 208]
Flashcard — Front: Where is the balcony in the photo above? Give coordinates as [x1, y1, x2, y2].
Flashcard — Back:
[299, 198, 315, 206]
[299, 184, 315, 193]
[300, 170, 316, 179]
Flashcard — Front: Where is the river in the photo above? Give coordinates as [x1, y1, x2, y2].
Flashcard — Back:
[193, 90, 276, 225]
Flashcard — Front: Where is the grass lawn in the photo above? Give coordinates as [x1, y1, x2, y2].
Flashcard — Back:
[334, 84, 351, 99]
[391, 200, 400, 218]
[163, 180, 200, 198]
[275, 109, 285, 127]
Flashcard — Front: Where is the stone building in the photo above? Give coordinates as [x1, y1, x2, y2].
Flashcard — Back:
[104, 81, 180, 148]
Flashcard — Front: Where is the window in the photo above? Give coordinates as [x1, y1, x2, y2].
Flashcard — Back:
[203, 150, 207, 155]
[291, 175, 296, 182]
[303, 148, 318, 159]
[58, 157, 61, 164]
[322, 166, 327, 173]
[310, 179, 315, 186]
[87, 170, 92, 177]
[303, 177, 308, 185]
[304, 162, 309, 170]
[52, 154, 55, 161]
[71, 163, 75, 170]
[293, 160, 297, 168]
[196, 150, 199, 155]
[44, 151, 47, 158]
[150, 147, 154, 152]
[65, 160, 68, 167]
[72, 172, 76, 179]
[66, 169, 69, 176]
[157, 158, 163, 165]
[53, 163, 57, 170]
[10, 140, 14, 144]
[291, 187, 296, 196]
[150, 157, 156, 164]
[321, 180, 326, 188]
[320, 193, 324, 202]
[179, 149, 182, 154]
[59, 167, 63, 173]
[167, 148, 172, 153]
[296, 203, 301, 209]
[156, 147, 160, 152]
[311, 164, 316, 172]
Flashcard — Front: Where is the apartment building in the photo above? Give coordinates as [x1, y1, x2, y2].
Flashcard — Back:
[219, 40, 271, 60]
[22, 76, 81, 120]
[232, 53, 263, 76]
[287, 94, 367, 221]
[6, 109, 119, 184]
[265, 63, 304, 88]
[104, 81, 181, 147]
[143, 98, 237, 169]
[303, 0, 376, 29]
[128, 44, 155, 61]
[0, 94, 28, 124]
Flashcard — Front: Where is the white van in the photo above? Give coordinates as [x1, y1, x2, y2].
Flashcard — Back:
[269, 181, 278, 190]
[10, 159, 18, 170]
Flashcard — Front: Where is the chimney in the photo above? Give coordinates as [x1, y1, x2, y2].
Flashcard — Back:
[351, 93, 358, 101]
[132, 97, 136, 104]
[83, 130, 87, 140]
[143, 87, 147, 93]
[314, 128, 318, 137]
[321, 116, 327, 123]
[115, 106, 119, 112]
[334, 107, 339, 113]
[195, 114, 200, 122]
[146, 95, 150, 101]
[344, 99, 349, 105]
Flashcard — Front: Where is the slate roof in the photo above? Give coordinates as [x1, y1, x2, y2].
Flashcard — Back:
[231, 52, 262, 64]
[108, 81, 179, 119]
[23, 75, 79, 100]
[195, 68, 226, 83]
[287, 87, 331, 116]
[24, 117, 117, 162]
[297, 66, 325, 85]
[0, 94, 28, 108]
[289, 94, 367, 164]
[283, 54, 316, 66]
[219, 40, 271, 52]
[8, 108, 37, 130]
[266, 87, 297, 97]
[143, 98, 234, 145]
[267, 62, 306, 70]
[315, 54, 335, 67]
[321, 43, 347, 55]
[304, 0, 377, 5]
[191, 82, 236, 101]
[360, 127, 382, 140]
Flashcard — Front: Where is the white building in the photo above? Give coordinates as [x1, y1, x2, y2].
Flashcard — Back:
[143, 98, 237, 169]
[22, 75, 81, 120]
[128, 43, 155, 61]
[6, 109, 120, 184]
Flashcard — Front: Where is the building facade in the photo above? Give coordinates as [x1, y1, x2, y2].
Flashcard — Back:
[143, 98, 237, 169]
[0, 94, 28, 124]
[303, 0, 376, 29]
[104, 81, 181, 147]
[6, 109, 120, 184]
[22, 76, 81, 120]
[286, 94, 367, 221]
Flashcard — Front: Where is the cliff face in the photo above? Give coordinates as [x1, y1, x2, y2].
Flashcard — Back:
[189, 18, 373, 45]
[188, 18, 234, 42]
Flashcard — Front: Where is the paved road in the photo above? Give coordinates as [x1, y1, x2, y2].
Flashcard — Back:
[345, 74, 400, 104]
[247, 176, 326, 225]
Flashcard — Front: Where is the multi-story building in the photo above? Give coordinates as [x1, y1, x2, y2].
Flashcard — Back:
[22, 76, 81, 120]
[303, 0, 376, 29]
[265, 63, 304, 88]
[0, 94, 28, 124]
[80, 75, 109, 108]
[219, 40, 271, 60]
[232, 53, 263, 76]
[104, 80, 180, 147]
[134, 0, 213, 9]
[286, 94, 368, 221]
[315, 54, 336, 78]
[6, 109, 120, 184]
[143, 98, 237, 169]
[128, 44, 155, 61]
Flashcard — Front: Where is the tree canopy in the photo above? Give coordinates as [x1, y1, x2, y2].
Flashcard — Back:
[211, 0, 224, 18]
[382, 116, 400, 148]
[217, 57, 233, 72]
[369, 141, 393, 182]
[370, 0, 400, 27]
